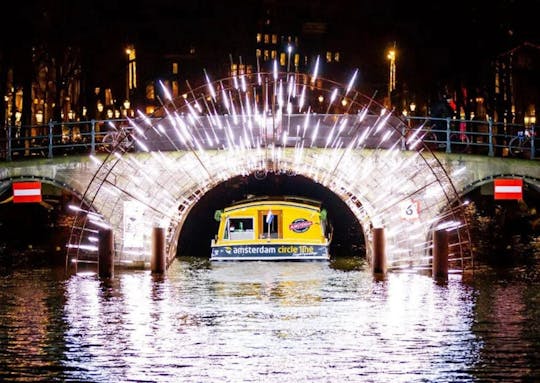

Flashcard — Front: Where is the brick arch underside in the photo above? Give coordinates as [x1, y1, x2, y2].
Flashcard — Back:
[77, 148, 470, 270]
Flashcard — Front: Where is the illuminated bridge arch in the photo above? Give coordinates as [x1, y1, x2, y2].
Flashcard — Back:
[66, 70, 472, 272]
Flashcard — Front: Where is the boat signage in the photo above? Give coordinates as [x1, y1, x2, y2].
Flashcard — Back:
[289, 218, 313, 233]
[212, 244, 327, 258]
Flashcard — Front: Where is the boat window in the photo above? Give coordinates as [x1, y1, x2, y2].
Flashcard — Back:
[262, 214, 280, 239]
[224, 218, 254, 240]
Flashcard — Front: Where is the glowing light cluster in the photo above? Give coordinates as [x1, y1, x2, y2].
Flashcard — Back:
[67, 61, 472, 272]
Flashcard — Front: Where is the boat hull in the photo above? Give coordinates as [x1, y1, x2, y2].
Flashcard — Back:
[210, 243, 329, 261]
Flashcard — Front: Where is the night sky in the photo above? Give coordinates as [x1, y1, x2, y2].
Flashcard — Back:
[2, 0, 538, 97]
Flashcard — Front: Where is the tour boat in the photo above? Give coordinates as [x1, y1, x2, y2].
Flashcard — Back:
[210, 196, 332, 261]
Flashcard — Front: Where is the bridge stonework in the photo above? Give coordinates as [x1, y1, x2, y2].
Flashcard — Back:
[0, 156, 97, 203]
[2, 150, 537, 271]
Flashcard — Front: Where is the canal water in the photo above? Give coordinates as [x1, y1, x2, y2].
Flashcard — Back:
[0, 257, 539, 383]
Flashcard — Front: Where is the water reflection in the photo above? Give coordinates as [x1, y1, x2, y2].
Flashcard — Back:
[470, 274, 540, 381]
[0, 259, 539, 382]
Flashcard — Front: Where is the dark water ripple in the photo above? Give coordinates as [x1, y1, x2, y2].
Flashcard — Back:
[0, 259, 539, 382]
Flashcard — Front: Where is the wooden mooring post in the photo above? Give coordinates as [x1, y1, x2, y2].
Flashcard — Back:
[432, 229, 449, 280]
[372, 227, 387, 277]
[151, 227, 166, 274]
[98, 228, 114, 279]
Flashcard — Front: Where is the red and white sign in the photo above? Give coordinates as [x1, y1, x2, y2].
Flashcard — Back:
[494, 178, 523, 200]
[12, 181, 42, 203]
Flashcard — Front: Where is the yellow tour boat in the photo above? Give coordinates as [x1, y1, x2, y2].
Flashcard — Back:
[210, 196, 332, 261]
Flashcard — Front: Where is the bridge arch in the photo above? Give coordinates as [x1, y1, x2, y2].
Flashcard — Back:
[66, 70, 472, 272]
[173, 172, 366, 259]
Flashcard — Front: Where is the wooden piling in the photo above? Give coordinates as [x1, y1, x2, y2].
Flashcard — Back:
[432, 229, 449, 280]
[98, 228, 114, 279]
[372, 227, 387, 276]
[151, 227, 166, 274]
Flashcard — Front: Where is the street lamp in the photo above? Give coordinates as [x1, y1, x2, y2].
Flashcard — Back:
[287, 45, 292, 73]
[387, 44, 396, 108]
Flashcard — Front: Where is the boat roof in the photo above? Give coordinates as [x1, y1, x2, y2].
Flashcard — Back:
[227, 195, 322, 209]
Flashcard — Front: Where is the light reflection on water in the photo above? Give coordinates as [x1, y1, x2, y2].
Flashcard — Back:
[0, 258, 539, 382]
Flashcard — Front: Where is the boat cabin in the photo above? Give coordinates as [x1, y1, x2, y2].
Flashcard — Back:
[211, 196, 331, 261]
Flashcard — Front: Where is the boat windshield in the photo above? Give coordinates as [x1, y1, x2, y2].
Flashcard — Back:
[224, 218, 254, 240]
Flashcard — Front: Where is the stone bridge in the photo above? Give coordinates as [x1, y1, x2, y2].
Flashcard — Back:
[0, 72, 538, 273]
[1, 149, 538, 272]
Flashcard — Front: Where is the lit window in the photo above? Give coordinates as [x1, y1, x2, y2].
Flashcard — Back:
[294, 54, 299, 66]
[264, 34, 269, 44]
[280, 52, 286, 66]
[104, 89, 113, 105]
[256, 33, 262, 43]
[334, 52, 340, 62]
[172, 62, 178, 74]
[127, 58, 137, 89]
[326, 51, 332, 63]
[256, 49, 261, 57]
[146, 84, 155, 100]
[264, 50, 269, 61]
[272, 34, 277, 44]
[271, 50, 276, 59]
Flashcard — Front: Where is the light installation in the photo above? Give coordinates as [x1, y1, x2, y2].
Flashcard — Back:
[66, 58, 473, 273]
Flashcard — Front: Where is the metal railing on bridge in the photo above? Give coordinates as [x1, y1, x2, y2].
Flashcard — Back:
[406, 115, 537, 159]
[0, 115, 537, 161]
